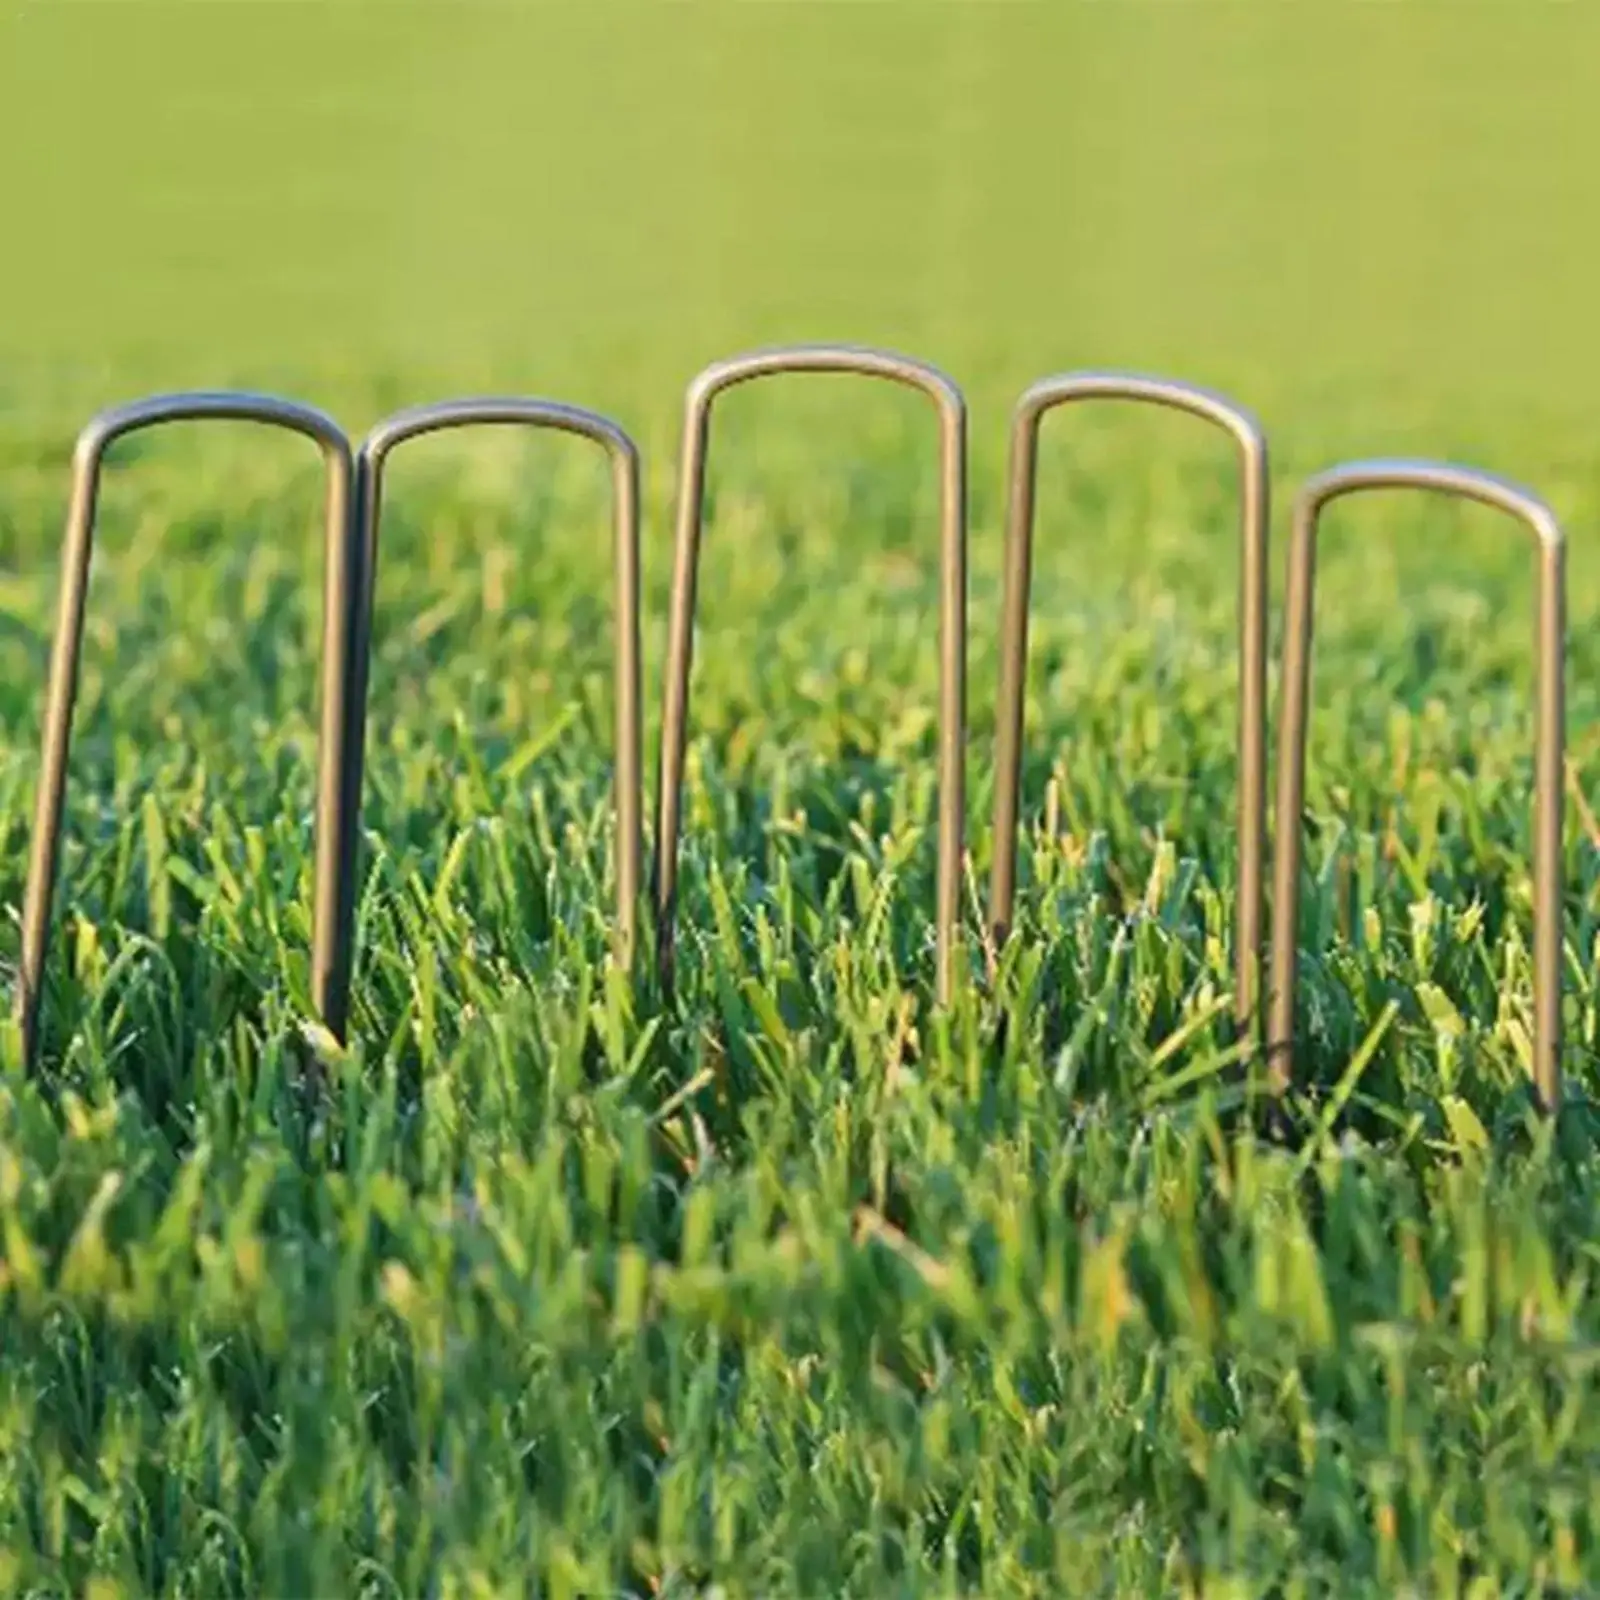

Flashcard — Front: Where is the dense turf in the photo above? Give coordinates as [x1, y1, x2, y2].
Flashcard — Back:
[0, 367, 1597, 1597]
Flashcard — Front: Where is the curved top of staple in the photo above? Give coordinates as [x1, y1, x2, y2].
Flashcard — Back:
[360, 396, 638, 468]
[686, 344, 965, 418]
[1296, 457, 1563, 549]
[73, 391, 351, 471]
[1015, 370, 1264, 453]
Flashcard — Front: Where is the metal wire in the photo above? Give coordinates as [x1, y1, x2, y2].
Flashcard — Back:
[16, 392, 358, 1067]
[652, 345, 967, 1004]
[345, 399, 644, 975]
[988, 373, 1269, 1036]
[17, 377, 1570, 1125]
[1268, 459, 1566, 1109]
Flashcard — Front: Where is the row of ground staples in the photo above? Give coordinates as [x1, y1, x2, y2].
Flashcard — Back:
[12, 345, 1568, 1111]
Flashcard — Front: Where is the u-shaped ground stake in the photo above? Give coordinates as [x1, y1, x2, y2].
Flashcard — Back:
[1268, 460, 1566, 1109]
[988, 373, 1269, 1035]
[345, 399, 643, 971]
[16, 393, 359, 1068]
[653, 345, 967, 1004]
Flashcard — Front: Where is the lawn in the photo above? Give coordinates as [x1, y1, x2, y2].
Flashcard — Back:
[2, 6, 1600, 1597]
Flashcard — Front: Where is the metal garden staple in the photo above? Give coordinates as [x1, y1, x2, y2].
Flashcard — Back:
[651, 345, 967, 1005]
[987, 373, 1270, 1037]
[343, 399, 644, 973]
[1267, 460, 1566, 1110]
[14, 393, 360, 1068]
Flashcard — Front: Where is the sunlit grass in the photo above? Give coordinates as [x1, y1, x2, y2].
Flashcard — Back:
[0, 373, 1597, 1595]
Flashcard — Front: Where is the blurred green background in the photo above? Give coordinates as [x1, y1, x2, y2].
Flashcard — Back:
[3, 1, 1598, 463]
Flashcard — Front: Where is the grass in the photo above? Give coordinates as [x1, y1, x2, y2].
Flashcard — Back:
[0, 373, 1597, 1598]
[5, 4, 1600, 1596]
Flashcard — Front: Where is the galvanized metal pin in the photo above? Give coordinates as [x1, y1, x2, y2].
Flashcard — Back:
[1267, 460, 1566, 1109]
[345, 399, 643, 974]
[988, 373, 1270, 1036]
[16, 393, 360, 1067]
[653, 345, 967, 1004]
